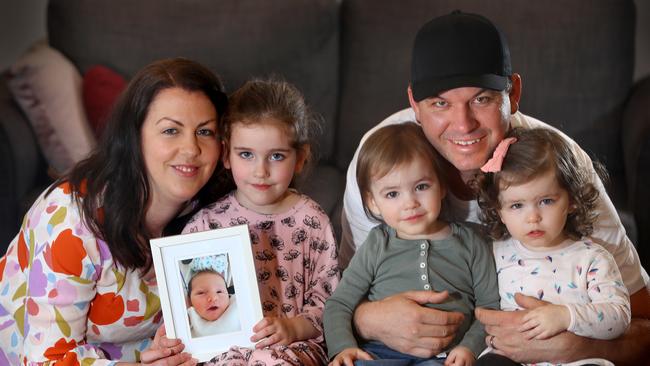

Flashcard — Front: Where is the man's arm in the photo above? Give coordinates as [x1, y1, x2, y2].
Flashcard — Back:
[352, 290, 464, 358]
[475, 288, 650, 365]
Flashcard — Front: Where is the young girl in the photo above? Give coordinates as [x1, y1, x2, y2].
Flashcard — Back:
[183, 78, 340, 365]
[186, 254, 241, 337]
[474, 128, 631, 366]
[324, 122, 500, 366]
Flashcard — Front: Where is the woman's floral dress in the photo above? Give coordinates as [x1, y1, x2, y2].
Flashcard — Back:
[0, 183, 162, 365]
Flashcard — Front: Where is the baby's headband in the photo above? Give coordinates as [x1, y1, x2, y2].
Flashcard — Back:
[189, 254, 228, 278]
[480, 137, 517, 173]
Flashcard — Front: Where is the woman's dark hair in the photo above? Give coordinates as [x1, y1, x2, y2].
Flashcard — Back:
[221, 77, 322, 183]
[356, 122, 449, 221]
[475, 127, 606, 241]
[49, 58, 233, 272]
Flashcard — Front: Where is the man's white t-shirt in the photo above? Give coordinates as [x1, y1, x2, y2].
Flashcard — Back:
[340, 108, 649, 295]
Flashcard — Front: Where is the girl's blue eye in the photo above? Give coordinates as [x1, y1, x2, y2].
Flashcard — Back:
[510, 203, 523, 210]
[239, 151, 253, 159]
[385, 191, 398, 199]
[540, 198, 554, 206]
[415, 183, 430, 191]
[270, 153, 285, 161]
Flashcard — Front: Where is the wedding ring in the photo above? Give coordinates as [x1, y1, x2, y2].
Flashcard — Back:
[489, 335, 497, 350]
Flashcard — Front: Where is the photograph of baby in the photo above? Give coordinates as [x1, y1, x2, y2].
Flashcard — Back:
[179, 253, 242, 338]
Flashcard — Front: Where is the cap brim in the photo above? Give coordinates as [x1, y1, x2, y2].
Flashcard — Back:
[411, 74, 509, 102]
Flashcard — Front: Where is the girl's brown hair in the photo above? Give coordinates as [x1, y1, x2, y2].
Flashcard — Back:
[475, 127, 605, 240]
[221, 78, 322, 182]
[356, 122, 448, 221]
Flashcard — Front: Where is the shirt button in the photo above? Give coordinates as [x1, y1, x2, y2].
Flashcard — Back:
[420, 262, 426, 268]
[421, 274, 427, 281]
[420, 243, 426, 249]
[424, 284, 431, 290]
[420, 251, 425, 256]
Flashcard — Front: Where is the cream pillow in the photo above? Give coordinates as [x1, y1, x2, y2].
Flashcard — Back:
[6, 40, 96, 175]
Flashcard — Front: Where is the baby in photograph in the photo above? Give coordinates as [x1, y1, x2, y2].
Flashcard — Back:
[187, 254, 241, 337]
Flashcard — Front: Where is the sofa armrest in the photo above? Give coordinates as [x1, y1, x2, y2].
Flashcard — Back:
[0, 73, 49, 250]
[621, 75, 650, 266]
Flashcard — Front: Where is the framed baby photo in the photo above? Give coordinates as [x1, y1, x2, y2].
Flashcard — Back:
[151, 224, 263, 362]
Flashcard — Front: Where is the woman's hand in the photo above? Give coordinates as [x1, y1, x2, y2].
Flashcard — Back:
[139, 325, 197, 366]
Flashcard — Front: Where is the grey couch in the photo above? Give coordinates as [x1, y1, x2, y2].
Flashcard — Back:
[2, 0, 649, 268]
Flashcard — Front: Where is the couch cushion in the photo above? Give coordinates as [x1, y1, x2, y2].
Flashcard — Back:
[6, 41, 97, 175]
[336, 0, 634, 183]
[47, 0, 340, 161]
[82, 65, 127, 138]
[297, 163, 346, 218]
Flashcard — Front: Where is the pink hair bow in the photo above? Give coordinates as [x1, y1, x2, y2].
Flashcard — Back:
[480, 137, 517, 173]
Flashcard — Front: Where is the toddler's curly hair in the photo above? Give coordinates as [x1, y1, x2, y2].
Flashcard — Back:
[474, 127, 606, 241]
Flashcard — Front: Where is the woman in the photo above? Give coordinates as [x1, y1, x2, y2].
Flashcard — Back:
[0, 58, 232, 365]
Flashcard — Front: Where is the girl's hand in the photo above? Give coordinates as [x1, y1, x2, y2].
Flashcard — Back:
[251, 316, 318, 348]
[444, 346, 475, 366]
[328, 347, 373, 366]
[139, 325, 198, 366]
[519, 304, 570, 340]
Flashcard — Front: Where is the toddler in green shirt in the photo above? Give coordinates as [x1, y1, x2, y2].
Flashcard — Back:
[324, 123, 500, 366]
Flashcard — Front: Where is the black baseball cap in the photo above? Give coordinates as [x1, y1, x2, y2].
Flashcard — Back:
[410, 10, 512, 102]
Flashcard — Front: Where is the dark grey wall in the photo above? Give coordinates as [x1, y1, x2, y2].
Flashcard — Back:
[1, 1, 649, 79]
[637, 0, 650, 80]
[0, 0, 46, 70]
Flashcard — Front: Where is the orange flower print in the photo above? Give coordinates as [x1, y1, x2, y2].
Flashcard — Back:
[58, 180, 87, 196]
[88, 292, 125, 325]
[50, 229, 87, 277]
[0, 256, 6, 281]
[53, 352, 79, 366]
[44, 338, 77, 360]
[17, 231, 29, 271]
[59, 182, 73, 195]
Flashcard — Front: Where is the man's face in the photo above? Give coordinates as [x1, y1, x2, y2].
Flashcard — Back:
[409, 85, 513, 180]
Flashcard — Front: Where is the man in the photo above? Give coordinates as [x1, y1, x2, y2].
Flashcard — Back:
[340, 10, 650, 364]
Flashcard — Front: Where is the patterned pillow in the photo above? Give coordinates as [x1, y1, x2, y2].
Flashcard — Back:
[6, 40, 96, 176]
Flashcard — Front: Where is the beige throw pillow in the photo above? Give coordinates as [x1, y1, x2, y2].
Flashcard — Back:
[6, 40, 96, 175]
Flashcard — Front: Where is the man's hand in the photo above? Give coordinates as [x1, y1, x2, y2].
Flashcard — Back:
[353, 290, 464, 358]
[519, 304, 570, 340]
[475, 293, 581, 363]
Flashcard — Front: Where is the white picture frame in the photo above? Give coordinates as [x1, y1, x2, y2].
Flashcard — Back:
[151, 224, 263, 362]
